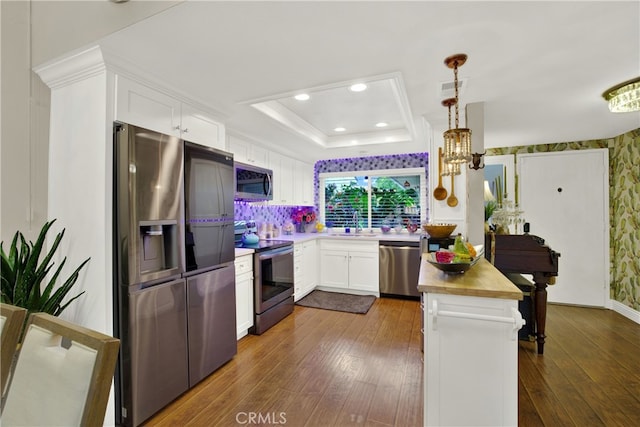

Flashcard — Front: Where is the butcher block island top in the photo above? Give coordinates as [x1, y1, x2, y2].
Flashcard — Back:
[418, 256, 523, 300]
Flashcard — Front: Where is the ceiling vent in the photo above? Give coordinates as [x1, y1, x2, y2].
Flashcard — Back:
[440, 78, 467, 99]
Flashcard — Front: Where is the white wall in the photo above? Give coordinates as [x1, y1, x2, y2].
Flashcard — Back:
[2, 4, 181, 424]
[0, 1, 48, 243]
[1, 0, 181, 243]
[35, 45, 116, 426]
[30, 0, 183, 66]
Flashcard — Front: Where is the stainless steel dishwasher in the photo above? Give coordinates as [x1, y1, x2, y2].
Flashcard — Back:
[379, 240, 421, 298]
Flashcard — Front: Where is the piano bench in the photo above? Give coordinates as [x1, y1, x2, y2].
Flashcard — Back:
[504, 273, 536, 342]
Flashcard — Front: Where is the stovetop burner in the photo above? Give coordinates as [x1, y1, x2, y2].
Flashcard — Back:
[235, 239, 293, 252]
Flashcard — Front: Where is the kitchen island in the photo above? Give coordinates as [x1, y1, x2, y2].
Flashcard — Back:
[418, 256, 523, 427]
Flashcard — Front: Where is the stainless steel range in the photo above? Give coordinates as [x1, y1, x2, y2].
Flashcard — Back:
[235, 223, 294, 334]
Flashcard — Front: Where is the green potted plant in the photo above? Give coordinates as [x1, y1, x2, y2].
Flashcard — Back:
[1, 219, 90, 322]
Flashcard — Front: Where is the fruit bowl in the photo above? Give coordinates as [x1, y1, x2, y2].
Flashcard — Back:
[426, 245, 484, 274]
[422, 223, 457, 238]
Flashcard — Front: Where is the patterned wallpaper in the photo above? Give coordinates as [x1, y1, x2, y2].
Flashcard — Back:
[487, 128, 640, 311]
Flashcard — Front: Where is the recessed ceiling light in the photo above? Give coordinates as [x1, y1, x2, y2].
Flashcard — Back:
[334, 127, 346, 132]
[375, 122, 388, 128]
[349, 83, 367, 92]
[294, 93, 310, 101]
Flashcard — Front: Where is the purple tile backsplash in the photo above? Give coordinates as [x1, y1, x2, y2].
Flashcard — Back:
[234, 202, 305, 227]
[234, 152, 430, 226]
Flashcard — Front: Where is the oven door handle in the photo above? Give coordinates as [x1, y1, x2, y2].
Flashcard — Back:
[258, 246, 293, 261]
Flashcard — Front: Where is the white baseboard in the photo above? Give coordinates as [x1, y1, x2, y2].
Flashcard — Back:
[610, 300, 640, 325]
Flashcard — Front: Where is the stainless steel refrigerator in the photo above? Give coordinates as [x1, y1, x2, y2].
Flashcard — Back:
[113, 123, 237, 427]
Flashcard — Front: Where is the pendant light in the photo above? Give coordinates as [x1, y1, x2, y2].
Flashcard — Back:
[442, 54, 472, 165]
[440, 98, 461, 176]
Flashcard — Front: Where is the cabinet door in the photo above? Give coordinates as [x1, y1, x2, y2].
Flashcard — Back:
[301, 240, 318, 296]
[235, 271, 254, 339]
[348, 250, 379, 292]
[424, 293, 519, 426]
[227, 135, 250, 163]
[320, 250, 349, 288]
[295, 160, 314, 206]
[269, 152, 283, 204]
[269, 153, 294, 205]
[115, 75, 181, 137]
[227, 135, 269, 167]
[250, 144, 270, 168]
[181, 104, 225, 150]
[235, 255, 254, 339]
[293, 243, 304, 300]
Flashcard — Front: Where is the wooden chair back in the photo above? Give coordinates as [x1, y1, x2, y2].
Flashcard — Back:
[0, 303, 27, 394]
[2, 313, 120, 426]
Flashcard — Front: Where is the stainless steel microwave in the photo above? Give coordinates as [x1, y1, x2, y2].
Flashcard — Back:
[234, 162, 273, 201]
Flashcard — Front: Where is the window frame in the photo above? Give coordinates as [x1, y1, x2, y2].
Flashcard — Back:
[319, 167, 427, 231]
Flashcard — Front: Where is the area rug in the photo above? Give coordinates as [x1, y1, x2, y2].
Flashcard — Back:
[296, 290, 376, 314]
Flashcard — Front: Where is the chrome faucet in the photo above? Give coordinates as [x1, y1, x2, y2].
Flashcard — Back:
[352, 211, 361, 233]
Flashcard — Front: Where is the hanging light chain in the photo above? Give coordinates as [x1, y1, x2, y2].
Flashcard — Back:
[453, 61, 460, 129]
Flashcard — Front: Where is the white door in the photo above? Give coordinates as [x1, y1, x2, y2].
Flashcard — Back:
[518, 149, 608, 307]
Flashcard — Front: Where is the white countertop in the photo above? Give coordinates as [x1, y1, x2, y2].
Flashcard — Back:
[234, 248, 255, 257]
[263, 230, 423, 244]
[234, 231, 422, 258]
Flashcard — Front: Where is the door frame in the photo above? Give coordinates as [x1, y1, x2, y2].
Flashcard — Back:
[516, 148, 610, 308]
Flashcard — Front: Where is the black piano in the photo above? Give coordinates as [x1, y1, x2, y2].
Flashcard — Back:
[485, 233, 560, 355]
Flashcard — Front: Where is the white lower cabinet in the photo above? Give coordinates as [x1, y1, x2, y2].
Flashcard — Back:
[424, 292, 520, 426]
[294, 240, 317, 301]
[319, 240, 379, 296]
[235, 254, 254, 339]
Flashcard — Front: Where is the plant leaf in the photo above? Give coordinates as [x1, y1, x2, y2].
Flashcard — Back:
[0, 219, 90, 317]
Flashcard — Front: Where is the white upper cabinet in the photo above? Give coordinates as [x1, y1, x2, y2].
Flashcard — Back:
[180, 104, 225, 150]
[269, 152, 294, 205]
[227, 135, 269, 167]
[115, 75, 225, 150]
[115, 75, 181, 137]
[295, 160, 314, 206]
[268, 156, 314, 206]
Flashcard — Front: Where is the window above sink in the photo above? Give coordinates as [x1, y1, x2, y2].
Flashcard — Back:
[319, 168, 426, 232]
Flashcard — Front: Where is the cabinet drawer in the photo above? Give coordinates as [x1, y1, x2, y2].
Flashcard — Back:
[320, 239, 378, 253]
[236, 271, 253, 283]
[235, 256, 253, 276]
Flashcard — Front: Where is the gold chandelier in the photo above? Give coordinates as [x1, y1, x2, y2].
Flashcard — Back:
[442, 54, 472, 165]
[440, 98, 461, 176]
[602, 77, 640, 112]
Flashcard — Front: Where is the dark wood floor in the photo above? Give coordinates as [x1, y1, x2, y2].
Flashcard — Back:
[143, 298, 640, 427]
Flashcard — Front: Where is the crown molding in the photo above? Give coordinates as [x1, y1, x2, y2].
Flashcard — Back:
[34, 45, 106, 90]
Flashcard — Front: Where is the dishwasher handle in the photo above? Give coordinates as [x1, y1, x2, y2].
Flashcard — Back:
[379, 240, 420, 248]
